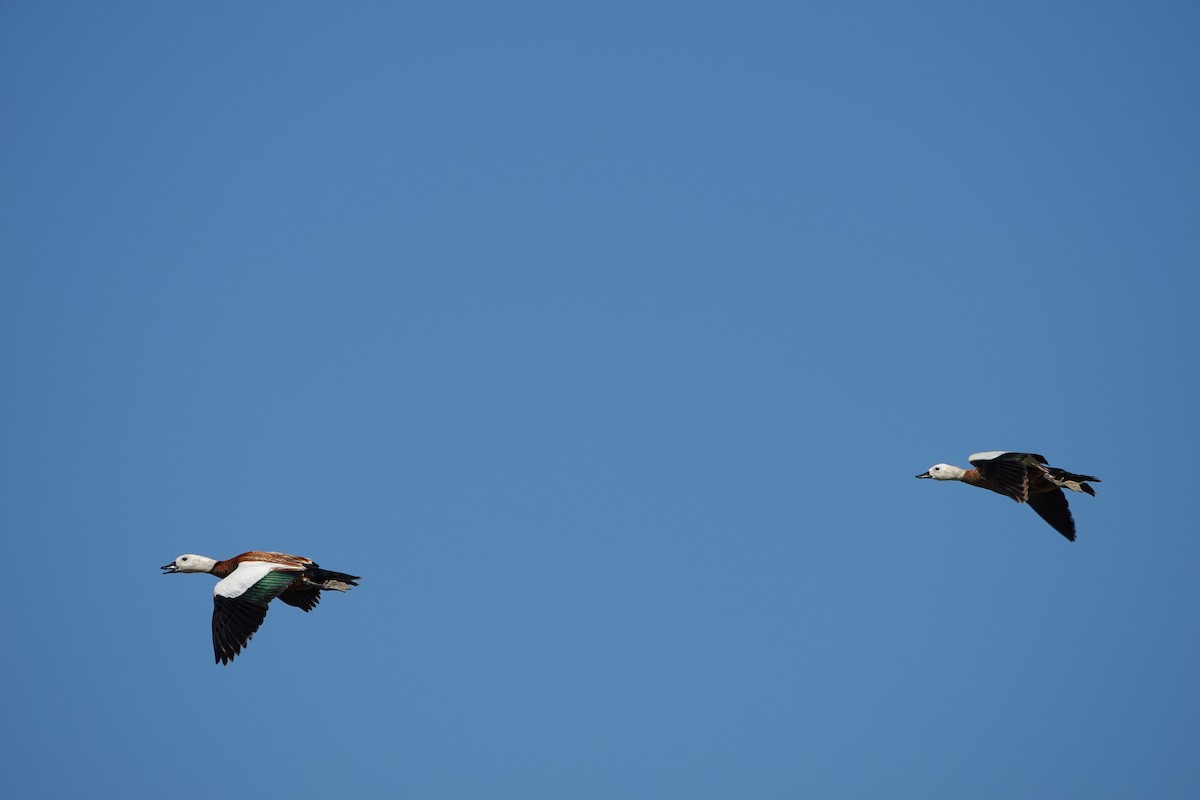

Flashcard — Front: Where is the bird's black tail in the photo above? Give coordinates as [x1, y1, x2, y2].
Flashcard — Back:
[306, 564, 361, 591]
[1046, 467, 1100, 496]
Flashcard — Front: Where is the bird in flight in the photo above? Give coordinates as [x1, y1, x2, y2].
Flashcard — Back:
[162, 550, 360, 664]
[916, 451, 1100, 541]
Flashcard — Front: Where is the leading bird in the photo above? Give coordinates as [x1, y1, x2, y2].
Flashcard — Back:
[162, 550, 360, 664]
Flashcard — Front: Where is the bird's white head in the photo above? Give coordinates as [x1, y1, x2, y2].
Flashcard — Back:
[916, 463, 966, 481]
[161, 554, 218, 574]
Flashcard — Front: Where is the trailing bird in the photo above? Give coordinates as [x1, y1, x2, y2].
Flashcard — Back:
[916, 451, 1100, 541]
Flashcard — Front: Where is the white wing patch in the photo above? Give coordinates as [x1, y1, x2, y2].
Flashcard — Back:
[214, 561, 301, 599]
[968, 451, 1011, 462]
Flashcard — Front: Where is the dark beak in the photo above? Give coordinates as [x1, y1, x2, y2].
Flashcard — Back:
[915, 471, 932, 479]
[161, 563, 179, 573]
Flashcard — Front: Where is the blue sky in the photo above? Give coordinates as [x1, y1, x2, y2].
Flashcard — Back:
[2, 2, 1198, 797]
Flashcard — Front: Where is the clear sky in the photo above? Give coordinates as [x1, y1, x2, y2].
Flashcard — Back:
[2, 2, 1198, 797]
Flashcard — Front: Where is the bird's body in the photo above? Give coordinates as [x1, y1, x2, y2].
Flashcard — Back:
[162, 551, 360, 664]
[916, 451, 1099, 541]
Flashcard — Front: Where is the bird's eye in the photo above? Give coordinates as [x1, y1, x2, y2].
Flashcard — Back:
[181, 557, 189, 562]
[933, 467, 940, 472]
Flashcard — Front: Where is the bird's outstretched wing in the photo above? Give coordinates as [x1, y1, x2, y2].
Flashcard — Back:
[211, 562, 302, 665]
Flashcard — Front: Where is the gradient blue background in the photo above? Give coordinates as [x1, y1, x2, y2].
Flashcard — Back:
[3, 2, 1198, 797]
